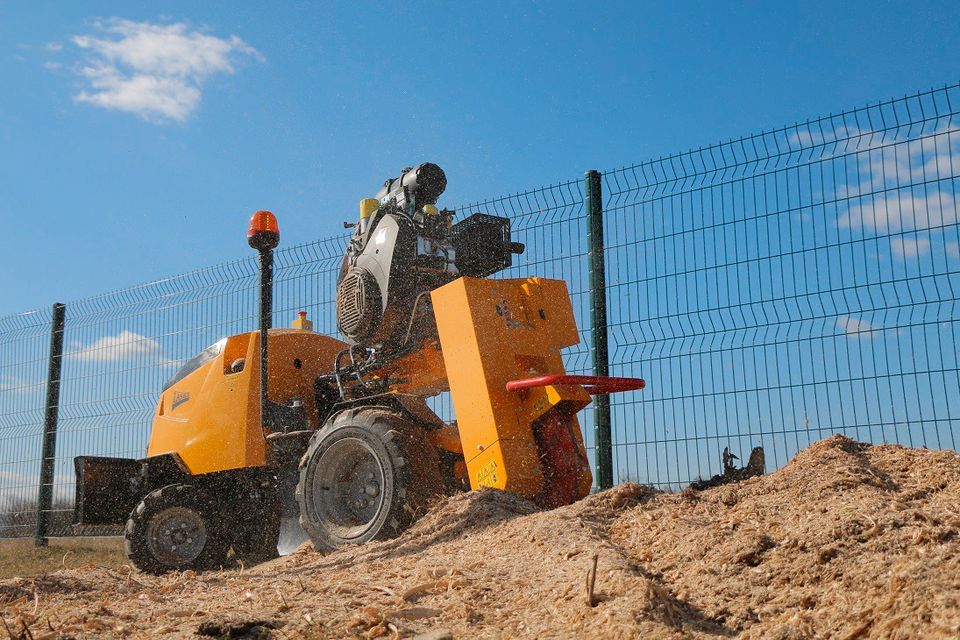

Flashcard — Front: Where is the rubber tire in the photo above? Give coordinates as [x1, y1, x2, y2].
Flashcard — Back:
[230, 485, 281, 565]
[124, 484, 229, 575]
[296, 408, 442, 552]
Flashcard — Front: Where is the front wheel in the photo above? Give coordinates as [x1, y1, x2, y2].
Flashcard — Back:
[296, 408, 442, 552]
[124, 484, 229, 574]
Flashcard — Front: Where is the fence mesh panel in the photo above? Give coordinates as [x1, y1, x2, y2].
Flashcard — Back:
[0, 83, 958, 536]
[0, 309, 53, 537]
[603, 83, 960, 487]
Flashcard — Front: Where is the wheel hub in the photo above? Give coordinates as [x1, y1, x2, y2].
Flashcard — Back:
[145, 506, 208, 566]
[312, 437, 386, 541]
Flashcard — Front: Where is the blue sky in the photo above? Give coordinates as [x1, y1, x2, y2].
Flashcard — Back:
[2, 1, 959, 316]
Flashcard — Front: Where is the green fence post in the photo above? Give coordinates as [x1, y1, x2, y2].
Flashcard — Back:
[586, 170, 613, 490]
[34, 302, 66, 546]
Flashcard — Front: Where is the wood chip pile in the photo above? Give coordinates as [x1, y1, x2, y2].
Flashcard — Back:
[1, 435, 958, 639]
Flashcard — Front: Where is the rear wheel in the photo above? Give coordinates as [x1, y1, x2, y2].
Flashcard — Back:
[296, 408, 442, 552]
[124, 484, 229, 574]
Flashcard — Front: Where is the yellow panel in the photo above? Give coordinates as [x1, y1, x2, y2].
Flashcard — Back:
[432, 276, 591, 500]
[149, 333, 255, 474]
[520, 278, 581, 348]
[148, 329, 347, 475]
[383, 338, 449, 397]
[426, 423, 463, 455]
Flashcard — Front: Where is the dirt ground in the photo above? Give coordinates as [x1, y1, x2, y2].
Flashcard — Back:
[1, 434, 957, 639]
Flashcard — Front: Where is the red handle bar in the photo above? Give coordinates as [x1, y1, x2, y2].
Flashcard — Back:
[506, 375, 646, 394]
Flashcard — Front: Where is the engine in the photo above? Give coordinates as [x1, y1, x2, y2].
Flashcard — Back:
[336, 163, 524, 355]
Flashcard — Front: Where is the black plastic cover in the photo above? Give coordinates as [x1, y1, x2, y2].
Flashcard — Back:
[374, 163, 447, 209]
[452, 213, 525, 278]
[73, 456, 144, 525]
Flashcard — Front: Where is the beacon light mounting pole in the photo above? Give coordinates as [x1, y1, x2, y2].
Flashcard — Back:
[247, 210, 280, 431]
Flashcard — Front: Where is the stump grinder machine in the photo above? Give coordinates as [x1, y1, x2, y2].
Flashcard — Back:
[73, 163, 645, 574]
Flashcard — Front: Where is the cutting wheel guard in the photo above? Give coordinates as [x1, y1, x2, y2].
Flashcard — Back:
[506, 374, 646, 394]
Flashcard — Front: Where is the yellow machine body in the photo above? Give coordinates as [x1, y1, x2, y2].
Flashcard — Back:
[75, 166, 626, 573]
[148, 329, 347, 475]
[147, 277, 592, 499]
[432, 276, 593, 499]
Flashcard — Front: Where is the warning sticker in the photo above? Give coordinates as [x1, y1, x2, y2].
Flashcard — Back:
[477, 459, 499, 487]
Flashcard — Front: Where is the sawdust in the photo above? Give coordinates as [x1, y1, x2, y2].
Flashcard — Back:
[1, 435, 957, 639]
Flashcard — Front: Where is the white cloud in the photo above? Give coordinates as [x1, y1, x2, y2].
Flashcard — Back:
[788, 130, 816, 148]
[70, 18, 261, 122]
[44, 61, 62, 70]
[0, 471, 75, 506]
[0, 375, 41, 394]
[862, 142, 959, 191]
[68, 329, 168, 363]
[788, 124, 865, 149]
[835, 125, 959, 237]
[836, 315, 881, 339]
[45, 41, 63, 52]
[837, 191, 957, 234]
[890, 235, 931, 259]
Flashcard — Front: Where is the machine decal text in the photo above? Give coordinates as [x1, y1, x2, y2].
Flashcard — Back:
[172, 391, 190, 410]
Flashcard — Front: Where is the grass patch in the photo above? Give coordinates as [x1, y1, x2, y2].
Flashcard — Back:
[0, 537, 126, 579]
